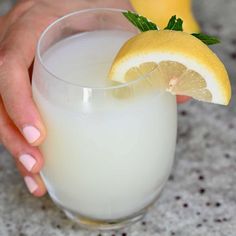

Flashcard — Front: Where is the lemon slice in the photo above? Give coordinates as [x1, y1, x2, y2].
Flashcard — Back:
[109, 30, 231, 105]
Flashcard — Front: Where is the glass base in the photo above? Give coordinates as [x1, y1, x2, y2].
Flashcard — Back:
[53, 199, 146, 230]
[48, 181, 167, 230]
[63, 208, 146, 230]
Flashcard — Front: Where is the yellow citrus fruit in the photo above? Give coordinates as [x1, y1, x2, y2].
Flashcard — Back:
[109, 30, 231, 105]
[130, 0, 200, 33]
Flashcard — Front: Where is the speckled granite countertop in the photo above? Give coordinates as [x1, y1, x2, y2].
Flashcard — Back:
[0, 0, 236, 236]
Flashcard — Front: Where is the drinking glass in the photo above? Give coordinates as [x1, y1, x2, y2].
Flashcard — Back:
[32, 8, 177, 230]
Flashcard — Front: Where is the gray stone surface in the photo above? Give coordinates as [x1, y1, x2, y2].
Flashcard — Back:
[0, 0, 236, 236]
[0, 0, 14, 15]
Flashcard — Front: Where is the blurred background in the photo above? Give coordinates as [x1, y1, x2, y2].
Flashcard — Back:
[0, 0, 235, 236]
[0, 0, 14, 14]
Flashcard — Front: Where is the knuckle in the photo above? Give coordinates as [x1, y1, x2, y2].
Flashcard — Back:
[1, 19, 39, 67]
[0, 43, 16, 65]
[0, 47, 17, 82]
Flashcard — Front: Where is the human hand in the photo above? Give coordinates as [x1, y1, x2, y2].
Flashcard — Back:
[0, 0, 189, 197]
[0, 0, 133, 197]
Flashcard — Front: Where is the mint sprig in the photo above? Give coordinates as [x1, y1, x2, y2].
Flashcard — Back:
[123, 11, 220, 46]
[122, 11, 158, 32]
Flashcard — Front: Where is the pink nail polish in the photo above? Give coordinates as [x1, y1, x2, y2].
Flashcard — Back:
[19, 154, 36, 172]
[23, 126, 41, 144]
[24, 176, 38, 194]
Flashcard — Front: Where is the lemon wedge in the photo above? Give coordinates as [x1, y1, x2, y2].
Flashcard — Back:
[109, 30, 231, 105]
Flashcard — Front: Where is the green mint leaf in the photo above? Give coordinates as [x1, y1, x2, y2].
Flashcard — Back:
[175, 18, 184, 31]
[122, 11, 158, 32]
[122, 12, 221, 46]
[164, 15, 176, 30]
[191, 33, 220, 45]
[164, 15, 183, 31]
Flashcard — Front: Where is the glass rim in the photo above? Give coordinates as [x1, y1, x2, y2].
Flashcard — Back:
[36, 8, 159, 91]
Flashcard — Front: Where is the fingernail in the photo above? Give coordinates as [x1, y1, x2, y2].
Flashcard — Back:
[23, 126, 41, 144]
[24, 176, 38, 194]
[19, 154, 36, 172]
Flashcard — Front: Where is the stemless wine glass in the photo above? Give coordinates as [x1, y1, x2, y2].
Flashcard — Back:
[32, 8, 177, 230]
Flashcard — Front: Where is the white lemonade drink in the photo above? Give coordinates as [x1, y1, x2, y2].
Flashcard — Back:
[32, 30, 177, 220]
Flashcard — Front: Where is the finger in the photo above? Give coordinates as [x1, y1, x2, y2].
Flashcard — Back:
[0, 12, 57, 146]
[0, 97, 44, 173]
[177, 95, 191, 104]
[0, 48, 46, 146]
[16, 161, 46, 197]
[0, 6, 56, 146]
